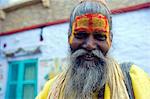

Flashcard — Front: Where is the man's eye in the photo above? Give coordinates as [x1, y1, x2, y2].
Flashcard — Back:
[74, 32, 87, 39]
[94, 34, 107, 41]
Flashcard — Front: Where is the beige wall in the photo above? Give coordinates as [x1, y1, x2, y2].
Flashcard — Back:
[0, 0, 150, 34]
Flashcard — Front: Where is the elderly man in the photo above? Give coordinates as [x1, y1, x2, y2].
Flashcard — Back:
[37, 0, 150, 99]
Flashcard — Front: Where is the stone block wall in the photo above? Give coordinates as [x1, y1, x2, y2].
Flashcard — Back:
[0, 0, 150, 34]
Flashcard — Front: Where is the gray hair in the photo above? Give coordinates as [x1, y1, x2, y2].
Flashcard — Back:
[68, 1, 112, 39]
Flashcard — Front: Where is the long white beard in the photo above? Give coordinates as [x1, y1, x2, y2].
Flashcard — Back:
[64, 49, 108, 99]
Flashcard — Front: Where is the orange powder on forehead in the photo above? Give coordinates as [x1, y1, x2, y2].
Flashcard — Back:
[75, 13, 109, 32]
[69, 13, 111, 47]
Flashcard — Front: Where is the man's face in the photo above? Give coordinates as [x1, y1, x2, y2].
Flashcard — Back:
[69, 13, 111, 57]
[65, 14, 110, 98]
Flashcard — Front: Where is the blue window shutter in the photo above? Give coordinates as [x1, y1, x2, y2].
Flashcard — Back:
[6, 59, 38, 99]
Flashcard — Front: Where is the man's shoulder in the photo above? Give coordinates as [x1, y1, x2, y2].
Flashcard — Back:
[128, 64, 150, 98]
[129, 64, 150, 83]
[129, 64, 150, 78]
[120, 63, 150, 84]
[120, 63, 150, 98]
[120, 62, 149, 77]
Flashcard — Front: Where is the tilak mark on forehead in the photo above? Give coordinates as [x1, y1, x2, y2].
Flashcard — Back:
[74, 13, 109, 33]
[69, 13, 111, 46]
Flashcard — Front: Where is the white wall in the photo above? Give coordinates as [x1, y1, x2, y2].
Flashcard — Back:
[41, 23, 69, 59]
[0, 60, 8, 99]
[110, 8, 150, 74]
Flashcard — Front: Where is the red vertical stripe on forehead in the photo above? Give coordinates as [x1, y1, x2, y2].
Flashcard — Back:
[86, 14, 93, 31]
[86, 14, 93, 26]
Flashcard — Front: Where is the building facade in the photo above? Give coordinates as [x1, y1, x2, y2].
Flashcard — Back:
[0, 0, 150, 99]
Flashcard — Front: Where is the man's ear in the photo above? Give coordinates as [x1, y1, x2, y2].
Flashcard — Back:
[108, 32, 113, 47]
[68, 33, 72, 44]
[68, 35, 70, 43]
[110, 32, 113, 42]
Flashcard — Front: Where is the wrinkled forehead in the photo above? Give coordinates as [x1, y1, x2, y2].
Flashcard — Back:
[73, 13, 109, 32]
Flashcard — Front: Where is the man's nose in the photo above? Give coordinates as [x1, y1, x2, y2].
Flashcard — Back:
[82, 36, 96, 51]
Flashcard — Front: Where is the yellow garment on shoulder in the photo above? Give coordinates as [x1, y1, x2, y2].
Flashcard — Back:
[36, 75, 58, 99]
[36, 65, 150, 99]
[130, 65, 150, 99]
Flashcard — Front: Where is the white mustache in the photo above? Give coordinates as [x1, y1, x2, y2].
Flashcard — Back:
[71, 49, 105, 61]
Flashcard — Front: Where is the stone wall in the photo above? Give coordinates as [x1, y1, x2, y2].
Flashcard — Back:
[0, 0, 150, 34]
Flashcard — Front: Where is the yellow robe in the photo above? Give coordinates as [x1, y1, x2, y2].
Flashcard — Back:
[36, 65, 150, 99]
